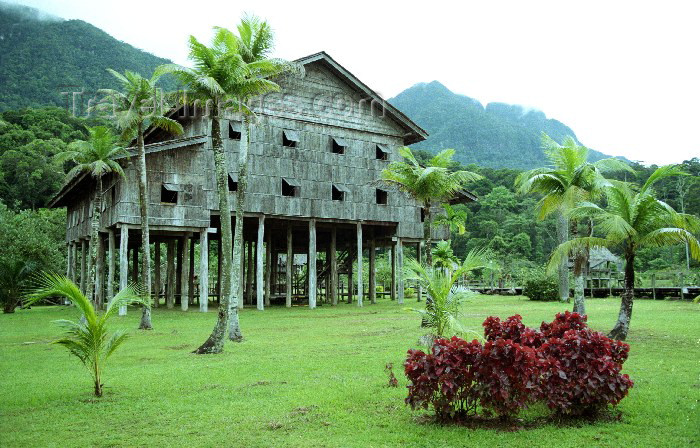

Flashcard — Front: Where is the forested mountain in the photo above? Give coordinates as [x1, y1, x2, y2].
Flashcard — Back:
[0, 2, 175, 111]
[390, 81, 617, 169]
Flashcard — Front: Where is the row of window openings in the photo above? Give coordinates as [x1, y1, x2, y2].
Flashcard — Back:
[159, 180, 388, 205]
[228, 123, 388, 160]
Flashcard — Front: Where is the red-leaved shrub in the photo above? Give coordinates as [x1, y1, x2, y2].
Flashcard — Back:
[404, 312, 634, 421]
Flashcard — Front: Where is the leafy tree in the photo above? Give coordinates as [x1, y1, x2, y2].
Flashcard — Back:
[381, 147, 481, 266]
[548, 166, 700, 340]
[55, 126, 126, 308]
[25, 273, 148, 396]
[99, 69, 183, 328]
[516, 133, 631, 313]
[158, 16, 297, 353]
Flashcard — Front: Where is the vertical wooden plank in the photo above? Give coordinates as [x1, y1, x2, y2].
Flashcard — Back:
[217, 237, 222, 303]
[199, 230, 209, 312]
[95, 234, 105, 309]
[369, 237, 376, 304]
[397, 238, 404, 305]
[80, 239, 87, 295]
[651, 273, 656, 300]
[238, 237, 245, 309]
[264, 226, 271, 307]
[176, 236, 184, 305]
[107, 230, 115, 304]
[181, 234, 190, 311]
[118, 227, 128, 316]
[70, 242, 78, 284]
[257, 216, 265, 310]
[286, 225, 293, 308]
[166, 239, 175, 309]
[189, 237, 195, 305]
[308, 219, 317, 309]
[66, 243, 72, 279]
[246, 240, 254, 305]
[347, 250, 353, 304]
[390, 244, 396, 301]
[330, 227, 338, 306]
[131, 243, 138, 284]
[154, 242, 161, 308]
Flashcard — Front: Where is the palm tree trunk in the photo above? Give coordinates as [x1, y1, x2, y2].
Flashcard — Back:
[87, 176, 102, 306]
[195, 110, 232, 354]
[228, 116, 249, 341]
[556, 212, 570, 302]
[609, 250, 635, 341]
[571, 219, 586, 315]
[136, 123, 153, 330]
[424, 204, 433, 267]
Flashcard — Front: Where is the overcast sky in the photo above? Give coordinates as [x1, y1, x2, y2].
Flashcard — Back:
[9, 0, 700, 165]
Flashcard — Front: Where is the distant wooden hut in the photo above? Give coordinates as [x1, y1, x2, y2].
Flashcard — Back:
[50, 52, 476, 310]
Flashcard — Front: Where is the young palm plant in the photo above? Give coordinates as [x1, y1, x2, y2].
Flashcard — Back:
[0, 260, 35, 313]
[25, 273, 148, 396]
[56, 127, 127, 309]
[548, 165, 700, 340]
[157, 16, 300, 352]
[516, 133, 632, 312]
[100, 69, 183, 328]
[405, 248, 488, 340]
[432, 204, 468, 236]
[381, 148, 481, 267]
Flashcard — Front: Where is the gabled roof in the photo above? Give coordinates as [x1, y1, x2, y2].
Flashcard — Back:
[294, 52, 428, 145]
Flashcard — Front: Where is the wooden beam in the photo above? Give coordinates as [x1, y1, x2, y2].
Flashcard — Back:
[390, 244, 396, 301]
[264, 231, 271, 307]
[238, 236, 245, 310]
[309, 219, 317, 309]
[199, 230, 209, 312]
[246, 240, 254, 306]
[416, 241, 423, 302]
[118, 227, 128, 316]
[95, 234, 105, 309]
[397, 238, 404, 304]
[181, 234, 191, 311]
[80, 239, 87, 295]
[154, 242, 161, 308]
[176, 236, 184, 304]
[107, 230, 115, 305]
[189, 237, 195, 306]
[257, 216, 265, 311]
[166, 239, 175, 309]
[356, 222, 363, 307]
[369, 236, 376, 305]
[70, 242, 78, 284]
[131, 243, 138, 284]
[286, 225, 292, 308]
[330, 227, 338, 306]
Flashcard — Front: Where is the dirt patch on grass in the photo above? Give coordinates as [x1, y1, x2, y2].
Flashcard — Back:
[164, 344, 191, 350]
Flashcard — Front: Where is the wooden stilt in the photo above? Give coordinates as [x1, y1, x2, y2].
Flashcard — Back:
[369, 236, 376, 304]
[70, 242, 78, 284]
[95, 234, 105, 309]
[264, 231, 271, 307]
[257, 216, 265, 311]
[154, 242, 161, 308]
[189, 237, 195, 306]
[397, 238, 404, 304]
[330, 227, 338, 305]
[309, 219, 317, 309]
[238, 236, 245, 309]
[181, 233, 190, 311]
[246, 240, 253, 305]
[286, 225, 293, 308]
[80, 239, 87, 294]
[166, 239, 175, 309]
[390, 244, 396, 301]
[118, 226, 128, 316]
[176, 236, 184, 305]
[416, 241, 423, 302]
[199, 230, 209, 312]
[356, 222, 363, 307]
[217, 237, 222, 304]
[107, 229, 115, 304]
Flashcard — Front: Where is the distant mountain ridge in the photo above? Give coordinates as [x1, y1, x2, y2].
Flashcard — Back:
[390, 81, 616, 169]
[0, 2, 175, 111]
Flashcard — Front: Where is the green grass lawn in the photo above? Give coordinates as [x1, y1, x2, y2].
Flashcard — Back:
[1, 296, 698, 447]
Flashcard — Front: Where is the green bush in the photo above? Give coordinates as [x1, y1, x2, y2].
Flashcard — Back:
[523, 269, 559, 301]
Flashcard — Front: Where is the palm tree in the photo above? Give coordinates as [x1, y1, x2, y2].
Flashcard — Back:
[405, 248, 488, 339]
[432, 204, 467, 235]
[432, 240, 460, 275]
[25, 273, 147, 396]
[158, 16, 298, 353]
[381, 147, 481, 267]
[516, 133, 631, 312]
[548, 166, 700, 340]
[56, 127, 127, 308]
[0, 260, 35, 313]
[100, 69, 183, 330]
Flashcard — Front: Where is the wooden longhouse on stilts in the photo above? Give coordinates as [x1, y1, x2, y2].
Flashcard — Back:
[49, 52, 476, 310]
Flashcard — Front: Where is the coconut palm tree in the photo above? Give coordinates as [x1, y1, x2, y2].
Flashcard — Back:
[56, 126, 127, 308]
[516, 133, 632, 312]
[100, 69, 183, 329]
[157, 16, 299, 353]
[405, 248, 488, 338]
[381, 147, 481, 267]
[25, 273, 148, 396]
[548, 165, 700, 340]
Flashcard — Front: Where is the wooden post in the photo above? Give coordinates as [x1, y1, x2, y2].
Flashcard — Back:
[416, 241, 423, 302]
[189, 237, 195, 305]
[257, 216, 266, 311]
[369, 236, 376, 304]
[154, 242, 161, 308]
[118, 226, 128, 316]
[131, 243, 138, 284]
[107, 229, 115, 304]
[390, 244, 396, 301]
[246, 240, 253, 306]
[330, 227, 338, 306]
[166, 239, 175, 309]
[356, 223, 363, 307]
[66, 243, 72, 279]
[286, 225, 293, 308]
[238, 236, 245, 309]
[199, 230, 209, 312]
[181, 234, 191, 311]
[70, 242, 78, 284]
[679, 273, 685, 300]
[217, 237, 222, 303]
[95, 234, 105, 309]
[80, 239, 87, 295]
[308, 219, 317, 309]
[265, 231, 272, 307]
[347, 249, 354, 304]
[176, 236, 184, 305]
[651, 272, 656, 300]
[397, 238, 404, 305]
